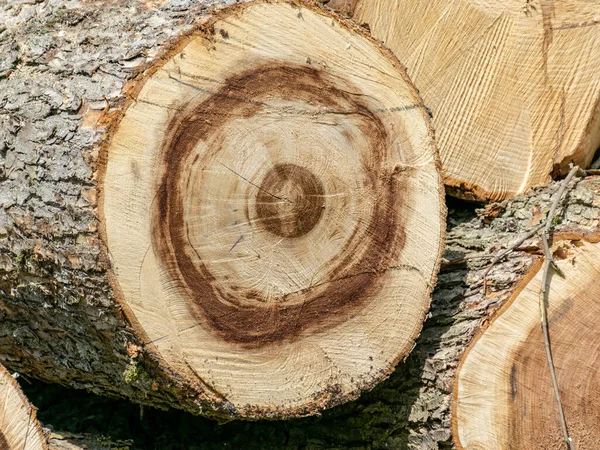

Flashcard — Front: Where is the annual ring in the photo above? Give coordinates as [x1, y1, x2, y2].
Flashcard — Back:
[152, 64, 407, 347]
[255, 163, 325, 238]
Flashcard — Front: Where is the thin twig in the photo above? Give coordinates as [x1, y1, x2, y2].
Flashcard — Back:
[481, 224, 543, 294]
[481, 165, 583, 294]
[478, 166, 581, 448]
[544, 165, 579, 234]
[539, 164, 580, 450]
[539, 237, 574, 449]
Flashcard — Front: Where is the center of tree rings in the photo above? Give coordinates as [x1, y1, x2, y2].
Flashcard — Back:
[152, 64, 406, 347]
[255, 164, 325, 238]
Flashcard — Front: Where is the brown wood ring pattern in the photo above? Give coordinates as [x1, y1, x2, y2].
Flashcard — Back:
[101, 0, 445, 416]
[153, 64, 407, 347]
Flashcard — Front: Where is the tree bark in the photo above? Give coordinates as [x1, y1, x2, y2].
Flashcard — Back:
[0, 0, 444, 420]
[0, 0, 239, 420]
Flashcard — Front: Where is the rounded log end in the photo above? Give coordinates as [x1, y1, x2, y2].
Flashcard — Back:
[352, 0, 600, 202]
[454, 237, 600, 449]
[0, 364, 47, 450]
[100, 0, 445, 418]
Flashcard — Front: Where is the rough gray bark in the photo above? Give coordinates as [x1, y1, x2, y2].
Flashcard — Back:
[2, 0, 600, 447]
[0, 0, 242, 418]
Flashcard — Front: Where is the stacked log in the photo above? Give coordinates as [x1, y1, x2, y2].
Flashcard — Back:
[0, 0, 444, 420]
[0, 363, 47, 450]
[455, 236, 600, 449]
[342, 0, 600, 201]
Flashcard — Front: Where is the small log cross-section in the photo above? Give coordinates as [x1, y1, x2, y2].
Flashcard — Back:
[0, 364, 47, 450]
[342, 0, 600, 201]
[100, 1, 445, 417]
[455, 237, 600, 449]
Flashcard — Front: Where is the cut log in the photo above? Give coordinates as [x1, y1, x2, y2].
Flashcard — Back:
[102, 0, 445, 417]
[454, 237, 600, 449]
[339, 0, 600, 201]
[0, 0, 444, 419]
[0, 364, 47, 450]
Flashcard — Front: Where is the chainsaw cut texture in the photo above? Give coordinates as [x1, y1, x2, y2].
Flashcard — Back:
[101, 0, 445, 417]
[348, 0, 600, 201]
[454, 238, 600, 449]
[0, 364, 47, 450]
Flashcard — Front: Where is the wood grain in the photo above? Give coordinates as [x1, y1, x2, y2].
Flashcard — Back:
[0, 364, 47, 450]
[455, 238, 600, 449]
[349, 0, 600, 201]
[101, 0, 445, 416]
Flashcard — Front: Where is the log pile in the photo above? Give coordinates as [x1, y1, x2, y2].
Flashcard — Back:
[24, 176, 600, 450]
[1, 0, 600, 448]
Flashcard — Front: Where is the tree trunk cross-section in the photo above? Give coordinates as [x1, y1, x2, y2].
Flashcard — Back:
[101, 0, 445, 417]
[0, 363, 47, 450]
[0, 0, 444, 420]
[338, 0, 600, 201]
[3, 0, 598, 442]
[455, 237, 600, 450]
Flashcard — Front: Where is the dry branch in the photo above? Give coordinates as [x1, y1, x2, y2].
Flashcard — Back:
[538, 165, 581, 450]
